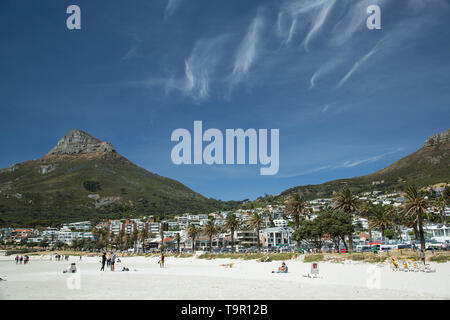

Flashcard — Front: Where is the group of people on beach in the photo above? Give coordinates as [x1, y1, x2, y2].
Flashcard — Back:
[14, 255, 29, 264]
[100, 252, 118, 271]
[52, 254, 69, 261]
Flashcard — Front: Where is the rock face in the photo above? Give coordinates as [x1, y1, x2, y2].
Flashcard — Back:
[40, 164, 56, 174]
[45, 129, 116, 157]
[425, 128, 450, 147]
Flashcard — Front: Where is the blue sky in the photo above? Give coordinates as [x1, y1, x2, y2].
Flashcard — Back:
[0, 0, 449, 201]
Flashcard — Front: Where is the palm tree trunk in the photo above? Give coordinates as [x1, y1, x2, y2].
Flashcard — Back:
[256, 227, 260, 253]
[177, 240, 180, 254]
[413, 223, 419, 241]
[418, 211, 426, 251]
[209, 236, 212, 253]
[348, 234, 353, 253]
[231, 228, 235, 253]
[192, 237, 195, 253]
[341, 236, 348, 251]
[366, 214, 372, 242]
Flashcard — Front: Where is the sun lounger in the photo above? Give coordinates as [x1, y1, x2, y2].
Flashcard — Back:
[389, 258, 401, 271]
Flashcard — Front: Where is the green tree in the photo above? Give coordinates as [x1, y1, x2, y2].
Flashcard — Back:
[202, 218, 218, 253]
[434, 195, 448, 226]
[358, 201, 374, 242]
[224, 213, 241, 253]
[333, 188, 359, 252]
[187, 223, 200, 253]
[370, 205, 394, 243]
[404, 186, 428, 251]
[248, 213, 264, 252]
[174, 233, 181, 254]
[285, 193, 310, 251]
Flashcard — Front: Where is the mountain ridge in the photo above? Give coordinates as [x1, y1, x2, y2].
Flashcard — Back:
[279, 128, 450, 199]
[0, 129, 238, 227]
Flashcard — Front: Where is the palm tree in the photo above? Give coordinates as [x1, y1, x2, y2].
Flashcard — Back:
[370, 205, 394, 243]
[358, 201, 374, 242]
[159, 222, 165, 251]
[285, 193, 310, 251]
[386, 206, 404, 240]
[333, 188, 359, 252]
[434, 195, 448, 226]
[187, 223, 200, 253]
[174, 233, 181, 254]
[203, 219, 218, 253]
[131, 229, 139, 251]
[248, 212, 264, 252]
[139, 227, 148, 253]
[404, 185, 428, 251]
[224, 213, 241, 253]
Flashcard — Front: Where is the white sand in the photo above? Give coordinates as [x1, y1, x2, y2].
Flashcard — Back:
[0, 255, 449, 299]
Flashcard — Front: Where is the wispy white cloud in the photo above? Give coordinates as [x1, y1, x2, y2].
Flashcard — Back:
[277, 148, 404, 178]
[121, 34, 142, 61]
[337, 43, 380, 87]
[229, 10, 264, 87]
[277, 0, 336, 50]
[331, 0, 385, 47]
[181, 36, 228, 101]
[165, 0, 184, 18]
[322, 104, 330, 112]
[310, 56, 343, 89]
[340, 148, 404, 168]
[301, 0, 336, 51]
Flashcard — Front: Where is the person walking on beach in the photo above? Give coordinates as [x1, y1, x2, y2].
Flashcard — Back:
[19, 256, 23, 264]
[160, 252, 165, 268]
[15, 255, 19, 264]
[111, 252, 116, 272]
[100, 252, 107, 271]
[420, 250, 426, 265]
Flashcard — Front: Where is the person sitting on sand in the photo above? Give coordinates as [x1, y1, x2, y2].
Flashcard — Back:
[63, 263, 77, 274]
[121, 267, 129, 272]
[272, 262, 288, 273]
[220, 262, 234, 268]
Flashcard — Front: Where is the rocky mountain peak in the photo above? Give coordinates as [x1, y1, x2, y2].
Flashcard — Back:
[424, 128, 450, 147]
[45, 129, 116, 157]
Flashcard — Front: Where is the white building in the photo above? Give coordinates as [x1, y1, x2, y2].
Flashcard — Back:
[261, 227, 294, 248]
[273, 219, 288, 227]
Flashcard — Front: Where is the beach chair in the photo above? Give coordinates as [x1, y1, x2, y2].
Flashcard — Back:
[408, 260, 420, 272]
[389, 258, 400, 271]
[398, 259, 410, 272]
[419, 263, 435, 273]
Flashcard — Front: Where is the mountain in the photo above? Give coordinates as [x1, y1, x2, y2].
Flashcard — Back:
[280, 129, 450, 200]
[0, 129, 239, 227]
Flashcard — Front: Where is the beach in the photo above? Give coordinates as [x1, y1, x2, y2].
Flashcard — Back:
[0, 255, 449, 300]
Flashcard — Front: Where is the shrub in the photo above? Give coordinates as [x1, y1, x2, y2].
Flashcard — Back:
[429, 254, 450, 263]
[303, 254, 324, 262]
[83, 181, 102, 192]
